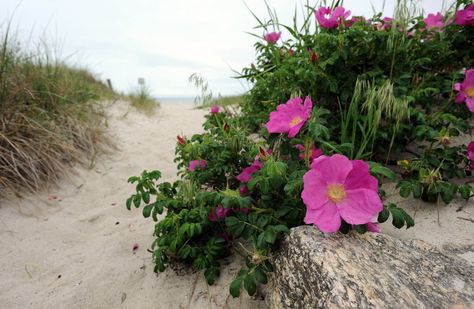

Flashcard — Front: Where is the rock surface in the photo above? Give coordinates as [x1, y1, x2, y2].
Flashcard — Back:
[266, 226, 474, 309]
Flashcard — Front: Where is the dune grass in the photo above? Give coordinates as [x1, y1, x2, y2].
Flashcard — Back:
[210, 94, 244, 107]
[125, 84, 160, 114]
[0, 29, 115, 197]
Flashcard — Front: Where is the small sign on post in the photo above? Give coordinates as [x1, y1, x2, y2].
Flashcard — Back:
[138, 78, 145, 85]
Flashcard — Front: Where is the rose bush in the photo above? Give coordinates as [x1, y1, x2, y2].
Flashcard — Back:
[126, 0, 474, 298]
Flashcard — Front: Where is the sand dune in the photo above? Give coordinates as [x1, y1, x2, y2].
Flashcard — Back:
[0, 101, 472, 309]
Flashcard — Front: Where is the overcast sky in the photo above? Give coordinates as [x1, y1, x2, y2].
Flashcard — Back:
[1, 0, 446, 98]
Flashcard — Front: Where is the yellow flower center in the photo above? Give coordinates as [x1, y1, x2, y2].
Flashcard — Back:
[289, 116, 303, 127]
[466, 86, 474, 98]
[327, 183, 346, 204]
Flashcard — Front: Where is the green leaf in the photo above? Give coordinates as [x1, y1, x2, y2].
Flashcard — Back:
[133, 194, 141, 208]
[271, 225, 289, 233]
[355, 224, 368, 234]
[368, 162, 396, 181]
[230, 277, 242, 298]
[143, 203, 154, 218]
[378, 207, 390, 223]
[390, 208, 405, 229]
[401, 210, 415, 229]
[440, 183, 455, 204]
[143, 192, 150, 204]
[226, 216, 246, 237]
[459, 184, 472, 200]
[204, 267, 220, 285]
[243, 273, 257, 296]
[126, 197, 132, 210]
[254, 268, 268, 284]
[412, 182, 422, 199]
[398, 182, 412, 198]
[263, 229, 277, 244]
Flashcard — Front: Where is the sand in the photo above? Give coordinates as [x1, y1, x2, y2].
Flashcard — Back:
[0, 101, 472, 309]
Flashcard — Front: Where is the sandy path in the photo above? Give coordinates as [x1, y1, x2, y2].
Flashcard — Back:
[0, 101, 265, 309]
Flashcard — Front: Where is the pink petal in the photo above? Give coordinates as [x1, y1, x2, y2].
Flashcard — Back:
[288, 121, 305, 138]
[310, 154, 352, 184]
[304, 201, 341, 233]
[465, 69, 474, 85]
[367, 222, 381, 233]
[301, 169, 330, 210]
[453, 83, 462, 91]
[344, 160, 379, 192]
[338, 189, 383, 225]
[466, 98, 474, 113]
[455, 92, 466, 103]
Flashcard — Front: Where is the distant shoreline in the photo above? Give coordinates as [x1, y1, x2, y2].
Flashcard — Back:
[158, 97, 195, 105]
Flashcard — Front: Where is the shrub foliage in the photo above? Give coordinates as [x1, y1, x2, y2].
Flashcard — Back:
[127, 0, 474, 297]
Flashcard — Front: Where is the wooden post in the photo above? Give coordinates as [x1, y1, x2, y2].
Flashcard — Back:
[106, 79, 113, 90]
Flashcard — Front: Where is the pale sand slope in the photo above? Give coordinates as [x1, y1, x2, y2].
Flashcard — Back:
[0, 101, 265, 309]
[0, 101, 473, 309]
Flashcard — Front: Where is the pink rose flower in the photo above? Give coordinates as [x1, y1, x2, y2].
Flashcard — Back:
[264, 31, 281, 44]
[294, 144, 323, 163]
[239, 185, 249, 196]
[424, 12, 444, 31]
[317, 6, 351, 29]
[209, 205, 231, 221]
[301, 154, 383, 233]
[456, 4, 474, 26]
[211, 105, 219, 114]
[345, 16, 365, 28]
[265, 96, 313, 138]
[316, 6, 351, 29]
[236, 159, 263, 183]
[468, 142, 474, 170]
[189, 159, 207, 172]
[236, 149, 272, 183]
[453, 69, 474, 112]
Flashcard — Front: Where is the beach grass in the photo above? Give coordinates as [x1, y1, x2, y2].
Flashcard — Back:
[125, 84, 160, 114]
[0, 27, 115, 197]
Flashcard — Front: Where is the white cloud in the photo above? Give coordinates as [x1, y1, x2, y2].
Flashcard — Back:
[1, 0, 447, 97]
